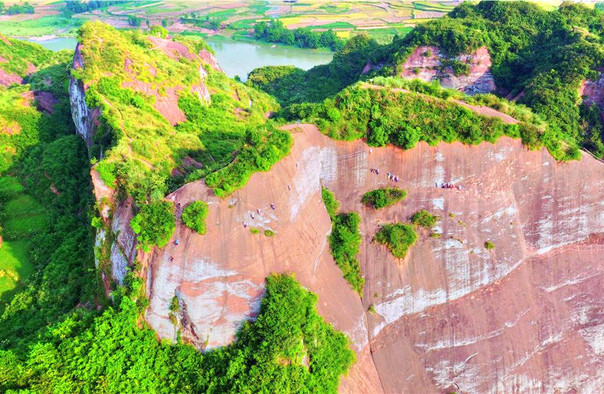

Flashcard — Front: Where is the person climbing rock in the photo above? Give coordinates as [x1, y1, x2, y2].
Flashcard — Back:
[174, 240, 180, 246]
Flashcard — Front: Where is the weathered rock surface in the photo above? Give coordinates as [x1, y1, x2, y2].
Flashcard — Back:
[144, 124, 604, 392]
[69, 44, 100, 148]
[580, 69, 604, 124]
[401, 45, 496, 95]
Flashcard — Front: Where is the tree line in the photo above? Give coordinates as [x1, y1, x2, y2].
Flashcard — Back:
[254, 19, 345, 51]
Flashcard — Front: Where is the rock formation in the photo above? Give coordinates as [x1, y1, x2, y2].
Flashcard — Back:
[142, 124, 604, 392]
[400, 45, 496, 95]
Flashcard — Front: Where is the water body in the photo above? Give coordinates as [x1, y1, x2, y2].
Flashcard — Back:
[204, 37, 333, 81]
[23, 36, 333, 81]
[26, 37, 78, 51]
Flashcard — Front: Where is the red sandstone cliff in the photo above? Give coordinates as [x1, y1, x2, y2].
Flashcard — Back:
[142, 124, 604, 392]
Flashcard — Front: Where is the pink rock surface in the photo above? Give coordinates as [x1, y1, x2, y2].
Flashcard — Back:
[142, 124, 604, 392]
[401, 45, 496, 95]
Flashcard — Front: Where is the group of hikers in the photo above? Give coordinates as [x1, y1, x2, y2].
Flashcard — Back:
[438, 182, 462, 191]
[369, 168, 400, 182]
[243, 204, 276, 229]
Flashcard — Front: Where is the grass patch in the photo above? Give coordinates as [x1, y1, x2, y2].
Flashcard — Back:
[250, 227, 260, 234]
[264, 229, 274, 237]
[411, 210, 437, 228]
[361, 187, 406, 209]
[0, 240, 33, 302]
[181, 200, 209, 235]
[374, 223, 417, 259]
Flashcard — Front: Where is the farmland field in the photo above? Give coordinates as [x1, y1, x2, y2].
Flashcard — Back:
[0, 1, 463, 44]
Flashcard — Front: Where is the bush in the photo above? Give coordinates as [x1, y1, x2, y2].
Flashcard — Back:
[250, 228, 260, 234]
[130, 200, 175, 252]
[484, 240, 495, 250]
[361, 188, 406, 209]
[181, 200, 209, 234]
[411, 210, 437, 228]
[264, 229, 275, 237]
[321, 187, 339, 219]
[205, 128, 292, 197]
[329, 213, 364, 295]
[374, 223, 418, 259]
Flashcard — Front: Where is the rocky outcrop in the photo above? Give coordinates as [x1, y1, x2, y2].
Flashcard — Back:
[144, 124, 604, 392]
[401, 45, 496, 95]
[69, 44, 100, 148]
[580, 69, 604, 122]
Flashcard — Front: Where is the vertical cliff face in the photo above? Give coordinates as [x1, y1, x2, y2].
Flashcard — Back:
[69, 44, 98, 148]
[143, 124, 604, 392]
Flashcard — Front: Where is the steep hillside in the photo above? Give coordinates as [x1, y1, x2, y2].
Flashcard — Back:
[0, 33, 48, 86]
[147, 123, 604, 392]
[70, 22, 280, 204]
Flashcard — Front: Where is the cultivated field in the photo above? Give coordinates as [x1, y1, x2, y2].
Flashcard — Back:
[0, 0, 464, 43]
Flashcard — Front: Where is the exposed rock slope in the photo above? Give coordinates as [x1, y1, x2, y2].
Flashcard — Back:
[400, 45, 496, 95]
[146, 124, 604, 392]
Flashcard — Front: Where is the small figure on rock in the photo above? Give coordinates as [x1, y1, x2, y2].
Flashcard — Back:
[174, 240, 180, 246]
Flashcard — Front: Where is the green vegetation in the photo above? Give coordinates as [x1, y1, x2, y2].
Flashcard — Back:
[250, 227, 260, 234]
[264, 229, 275, 237]
[204, 128, 292, 198]
[254, 19, 345, 51]
[73, 21, 280, 205]
[248, 34, 382, 106]
[130, 200, 175, 252]
[411, 210, 438, 228]
[322, 188, 364, 295]
[321, 186, 339, 219]
[181, 200, 209, 235]
[484, 241, 495, 250]
[3, 1, 34, 15]
[389, 1, 604, 158]
[361, 187, 406, 209]
[63, 0, 127, 16]
[0, 35, 48, 78]
[1, 274, 354, 392]
[374, 223, 418, 259]
[291, 79, 579, 161]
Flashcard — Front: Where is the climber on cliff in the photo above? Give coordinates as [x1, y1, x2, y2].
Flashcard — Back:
[174, 240, 180, 246]
[270, 203, 275, 210]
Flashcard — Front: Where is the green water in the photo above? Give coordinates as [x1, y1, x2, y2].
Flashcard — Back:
[26, 37, 78, 51]
[204, 37, 333, 81]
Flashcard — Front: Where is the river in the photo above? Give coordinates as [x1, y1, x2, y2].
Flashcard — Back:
[26, 36, 332, 81]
